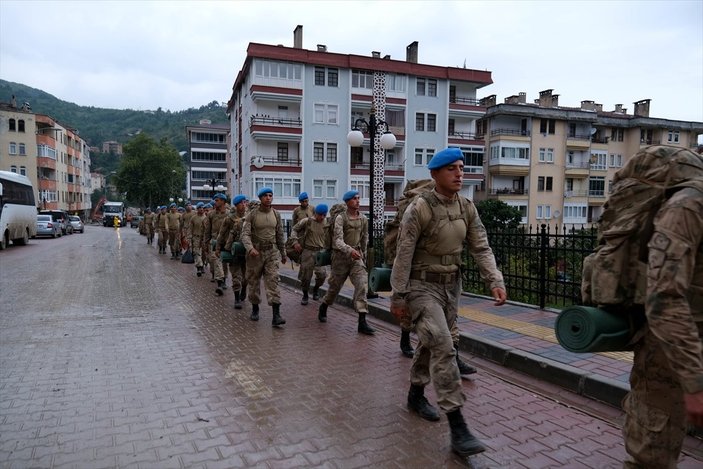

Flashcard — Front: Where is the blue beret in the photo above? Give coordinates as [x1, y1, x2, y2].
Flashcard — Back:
[298, 192, 308, 202]
[315, 203, 329, 215]
[232, 194, 247, 205]
[258, 187, 273, 198]
[204, 203, 213, 209]
[169, 203, 177, 208]
[145, 207, 151, 211]
[343, 190, 359, 202]
[178, 207, 185, 212]
[195, 202, 204, 208]
[427, 147, 464, 170]
[213, 193, 227, 201]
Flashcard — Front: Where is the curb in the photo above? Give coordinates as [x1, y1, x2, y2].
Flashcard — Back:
[279, 273, 629, 410]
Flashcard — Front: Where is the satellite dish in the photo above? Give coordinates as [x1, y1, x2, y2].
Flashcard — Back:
[590, 128, 597, 135]
[553, 210, 561, 219]
[253, 157, 264, 169]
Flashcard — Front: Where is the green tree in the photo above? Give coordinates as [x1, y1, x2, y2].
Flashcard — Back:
[114, 134, 185, 209]
[475, 199, 522, 232]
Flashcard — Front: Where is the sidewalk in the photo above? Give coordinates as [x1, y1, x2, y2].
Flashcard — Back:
[278, 263, 631, 409]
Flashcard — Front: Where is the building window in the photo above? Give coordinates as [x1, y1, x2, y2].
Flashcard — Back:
[386, 74, 406, 92]
[313, 142, 337, 162]
[18, 120, 25, 132]
[590, 152, 607, 170]
[255, 60, 302, 80]
[415, 113, 436, 132]
[313, 179, 337, 198]
[327, 68, 338, 87]
[326, 143, 337, 162]
[491, 145, 530, 160]
[277, 143, 289, 162]
[9, 142, 17, 155]
[537, 176, 553, 192]
[351, 147, 364, 166]
[19, 166, 26, 176]
[350, 179, 370, 200]
[588, 176, 605, 197]
[10, 165, 17, 173]
[565, 178, 574, 192]
[609, 154, 623, 168]
[191, 151, 226, 162]
[314, 104, 338, 124]
[610, 128, 624, 142]
[352, 70, 374, 89]
[538, 148, 554, 163]
[314, 66, 325, 86]
[254, 176, 301, 199]
[667, 130, 680, 143]
[18, 143, 26, 155]
[539, 119, 556, 134]
[536, 205, 552, 219]
[8, 119, 15, 131]
[563, 205, 587, 220]
[416, 148, 435, 166]
[416, 77, 437, 97]
[191, 132, 225, 143]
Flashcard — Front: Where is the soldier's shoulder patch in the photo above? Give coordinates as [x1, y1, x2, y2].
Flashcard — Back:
[650, 232, 670, 251]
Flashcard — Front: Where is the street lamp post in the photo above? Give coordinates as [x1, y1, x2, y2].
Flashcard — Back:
[202, 178, 226, 200]
[347, 104, 396, 294]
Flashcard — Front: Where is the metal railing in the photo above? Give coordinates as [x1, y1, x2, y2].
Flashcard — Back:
[448, 131, 483, 140]
[449, 97, 482, 106]
[488, 188, 528, 195]
[250, 116, 303, 127]
[250, 155, 302, 167]
[490, 129, 531, 137]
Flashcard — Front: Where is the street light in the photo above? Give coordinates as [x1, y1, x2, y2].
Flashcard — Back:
[203, 178, 226, 199]
[347, 104, 396, 294]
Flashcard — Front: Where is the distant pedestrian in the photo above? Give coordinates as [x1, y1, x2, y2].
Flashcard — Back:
[188, 202, 207, 277]
[318, 191, 375, 335]
[165, 203, 182, 259]
[156, 206, 168, 254]
[218, 194, 249, 308]
[143, 207, 155, 245]
[290, 203, 328, 305]
[241, 187, 287, 326]
[390, 147, 506, 457]
[203, 193, 229, 292]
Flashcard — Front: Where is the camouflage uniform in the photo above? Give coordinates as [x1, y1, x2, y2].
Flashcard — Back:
[290, 216, 327, 299]
[321, 211, 369, 315]
[241, 205, 285, 308]
[292, 204, 315, 227]
[218, 207, 248, 299]
[156, 208, 168, 254]
[189, 210, 206, 272]
[623, 185, 703, 468]
[204, 206, 228, 284]
[390, 190, 504, 412]
[181, 206, 194, 250]
[143, 211, 155, 244]
[165, 208, 182, 258]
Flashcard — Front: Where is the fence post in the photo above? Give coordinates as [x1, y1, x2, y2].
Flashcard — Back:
[539, 224, 547, 309]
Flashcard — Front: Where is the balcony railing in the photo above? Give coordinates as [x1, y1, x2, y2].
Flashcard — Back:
[351, 161, 405, 171]
[591, 136, 610, 144]
[250, 155, 302, 167]
[250, 116, 302, 127]
[566, 134, 592, 141]
[449, 97, 482, 106]
[448, 131, 483, 140]
[640, 139, 662, 145]
[588, 190, 605, 197]
[490, 129, 531, 137]
[489, 188, 528, 195]
[565, 161, 590, 169]
[564, 190, 588, 197]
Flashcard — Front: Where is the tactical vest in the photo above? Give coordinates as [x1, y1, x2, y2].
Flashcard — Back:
[412, 193, 468, 270]
[341, 212, 365, 250]
[304, 218, 326, 250]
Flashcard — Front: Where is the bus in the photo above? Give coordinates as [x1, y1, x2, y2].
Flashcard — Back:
[0, 170, 37, 250]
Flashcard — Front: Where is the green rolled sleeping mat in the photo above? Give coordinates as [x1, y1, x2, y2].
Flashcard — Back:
[220, 242, 246, 263]
[555, 305, 635, 353]
[315, 249, 332, 266]
[369, 267, 392, 292]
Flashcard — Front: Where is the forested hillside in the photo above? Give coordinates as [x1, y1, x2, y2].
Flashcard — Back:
[0, 79, 229, 152]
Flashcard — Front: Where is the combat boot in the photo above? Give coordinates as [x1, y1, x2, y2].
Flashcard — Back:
[400, 330, 414, 358]
[301, 291, 309, 305]
[240, 285, 247, 301]
[357, 313, 375, 335]
[272, 304, 286, 327]
[215, 280, 225, 296]
[234, 291, 242, 309]
[407, 384, 440, 421]
[447, 409, 486, 456]
[250, 304, 259, 321]
[456, 349, 477, 375]
[196, 266, 203, 277]
[318, 303, 328, 323]
[312, 286, 320, 301]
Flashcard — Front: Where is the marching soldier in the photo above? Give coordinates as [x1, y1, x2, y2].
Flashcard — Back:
[143, 207, 155, 245]
[203, 193, 229, 292]
[189, 202, 207, 277]
[218, 194, 249, 308]
[290, 203, 328, 305]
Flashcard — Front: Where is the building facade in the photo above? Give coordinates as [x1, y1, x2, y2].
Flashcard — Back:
[226, 25, 491, 223]
[0, 102, 92, 218]
[479, 90, 703, 228]
[185, 120, 229, 204]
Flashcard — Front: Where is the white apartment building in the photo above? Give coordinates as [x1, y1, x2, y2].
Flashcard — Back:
[479, 90, 703, 228]
[226, 25, 491, 223]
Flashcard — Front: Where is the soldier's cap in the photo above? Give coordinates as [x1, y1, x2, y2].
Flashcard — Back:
[427, 147, 463, 170]
[195, 202, 204, 208]
[258, 187, 273, 198]
[204, 203, 213, 209]
[169, 203, 177, 208]
[145, 207, 151, 212]
[315, 203, 329, 215]
[213, 193, 227, 201]
[178, 207, 185, 212]
[343, 190, 359, 202]
[232, 194, 247, 205]
[298, 191, 308, 202]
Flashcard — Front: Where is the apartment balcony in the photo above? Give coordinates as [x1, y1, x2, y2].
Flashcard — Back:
[38, 177, 57, 191]
[488, 188, 529, 199]
[350, 161, 405, 177]
[588, 190, 607, 205]
[448, 130, 484, 146]
[250, 85, 302, 103]
[490, 128, 531, 139]
[249, 115, 302, 141]
[564, 190, 589, 199]
[564, 161, 590, 177]
[37, 156, 56, 170]
[448, 96, 485, 117]
[488, 159, 530, 176]
[249, 155, 302, 172]
[566, 134, 592, 149]
[640, 139, 662, 147]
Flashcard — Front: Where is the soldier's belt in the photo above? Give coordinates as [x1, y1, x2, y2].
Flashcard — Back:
[255, 241, 274, 251]
[410, 271, 458, 284]
[413, 251, 462, 266]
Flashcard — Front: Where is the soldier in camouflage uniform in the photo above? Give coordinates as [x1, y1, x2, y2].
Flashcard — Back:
[217, 194, 249, 308]
[204, 193, 229, 293]
[318, 191, 375, 335]
[181, 203, 194, 251]
[188, 202, 207, 277]
[165, 203, 182, 259]
[241, 187, 287, 327]
[390, 147, 506, 457]
[143, 207, 155, 245]
[622, 148, 703, 468]
[290, 203, 328, 305]
[156, 206, 168, 254]
[292, 192, 315, 227]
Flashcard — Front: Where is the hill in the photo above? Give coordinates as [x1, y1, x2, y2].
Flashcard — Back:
[0, 79, 229, 153]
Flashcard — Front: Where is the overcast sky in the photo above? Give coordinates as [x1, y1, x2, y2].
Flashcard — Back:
[1, 0, 701, 122]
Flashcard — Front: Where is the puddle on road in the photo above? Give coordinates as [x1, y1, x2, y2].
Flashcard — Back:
[224, 357, 273, 399]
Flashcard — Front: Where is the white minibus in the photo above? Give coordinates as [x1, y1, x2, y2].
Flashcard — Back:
[0, 170, 37, 250]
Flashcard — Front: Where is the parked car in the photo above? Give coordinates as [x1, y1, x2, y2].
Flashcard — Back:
[130, 215, 143, 228]
[36, 214, 61, 238]
[38, 210, 72, 235]
[69, 216, 84, 233]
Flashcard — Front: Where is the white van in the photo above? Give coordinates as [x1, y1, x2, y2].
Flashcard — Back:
[0, 170, 38, 250]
